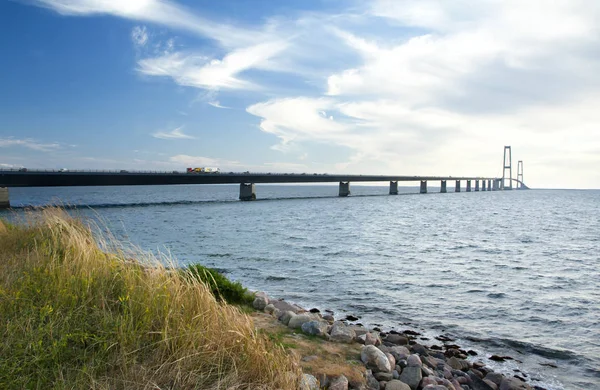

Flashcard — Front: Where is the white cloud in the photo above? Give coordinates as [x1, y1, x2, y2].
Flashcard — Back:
[0, 137, 61, 152]
[152, 126, 195, 139]
[137, 40, 288, 91]
[131, 25, 148, 46]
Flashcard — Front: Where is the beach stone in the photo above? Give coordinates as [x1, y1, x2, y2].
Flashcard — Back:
[299, 373, 319, 390]
[366, 370, 381, 390]
[421, 377, 437, 387]
[407, 354, 422, 367]
[393, 370, 400, 379]
[323, 314, 335, 323]
[422, 356, 441, 369]
[288, 314, 313, 329]
[329, 375, 349, 390]
[469, 371, 496, 390]
[485, 373, 503, 386]
[271, 299, 304, 314]
[389, 346, 411, 361]
[483, 379, 498, 390]
[422, 386, 449, 390]
[374, 372, 394, 382]
[422, 366, 433, 376]
[272, 308, 281, 318]
[386, 334, 409, 345]
[279, 311, 295, 325]
[361, 345, 392, 373]
[301, 320, 329, 337]
[411, 344, 428, 356]
[252, 293, 269, 310]
[331, 321, 356, 343]
[499, 377, 531, 390]
[399, 366, 422, 390]
[386, 353, 396, 370]
[448, 357, 470, 371]
[385, 380, 411, 390]
[263, 303, 276, 314]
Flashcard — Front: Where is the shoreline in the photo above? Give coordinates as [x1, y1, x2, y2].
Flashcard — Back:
[251, 291, 560, 390]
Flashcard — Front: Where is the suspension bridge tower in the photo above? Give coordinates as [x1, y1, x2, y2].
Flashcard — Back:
[517, 160, 524, 189]
[502, 146, 512, 190]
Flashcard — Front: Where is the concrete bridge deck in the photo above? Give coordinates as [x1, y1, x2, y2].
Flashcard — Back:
[0, 169, 527, 207]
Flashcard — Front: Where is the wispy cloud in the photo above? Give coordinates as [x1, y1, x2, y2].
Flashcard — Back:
[131, 25, 148, 46]
[0, 137, 60, 152]
[152, 126, 195, 140]
[208, 101, 230, 109]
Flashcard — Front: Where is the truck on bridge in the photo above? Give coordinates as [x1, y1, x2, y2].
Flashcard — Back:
[186, 167, 220, 174]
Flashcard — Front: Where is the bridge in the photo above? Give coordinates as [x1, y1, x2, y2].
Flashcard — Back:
[0, 146, 528, 208]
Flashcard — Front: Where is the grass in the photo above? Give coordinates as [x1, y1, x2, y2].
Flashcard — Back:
[0, 208, 300, 389]
[184, 264, 254, 306]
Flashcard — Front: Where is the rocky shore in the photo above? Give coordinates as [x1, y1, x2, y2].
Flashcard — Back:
[252, 292, 546, 390]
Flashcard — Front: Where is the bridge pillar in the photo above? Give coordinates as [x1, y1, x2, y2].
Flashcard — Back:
[482, 180, 486, 191]
[455, 180, 461, 192]
[466, 180, 472, 192]
[339, 181, 351, 197]
[420, 180, 427, 194]
[492, 179, 499, 191]
[487, 180, 492, 191]
[239, 183, 256, 201]
[475, 180, 480, 191]
[389, 181, 398, 195]
[440, 180, 447, 193]
[0, 187, 9, 209]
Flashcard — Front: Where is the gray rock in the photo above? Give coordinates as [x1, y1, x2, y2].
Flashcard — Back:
[421, 377, 437, 387]
[385, 334, 409, 345]
[421, 366, 433, 376]
[361, 345, 392, 373]
[398, 366, 422, 390]
[422, 386, 449, 390]
[421, 355, 441, 370]
[351, 325, 370, 337]
[279, 311, 295, 325]
[393, 370, 400, 379]
[499, 377, 531, 390]
[389, 346, 411, 361]
[484, 372, 503, 386]
[263, 303, 275, 314]
[301, 320, 329, 337]
[374, 372, 394, 381]
[299, 373, 319, 390]
[407, 354, 422, 367]
[323, 314, 335, 323]
[272, 308, 281, 319]
[329, 375, 349, 390]
[331, 321, 356, 343]
[252, 293, 269, 310]
[410, 344, 428, 356]
[288, 314, 313, 329]
[270, 299, 304, 314]
[468, 371, 496, 390]
[483, 379, 498, 390]
[366, 370, 381, 390]
[385, 379, 411, 390]
[448, 357, 470, 371]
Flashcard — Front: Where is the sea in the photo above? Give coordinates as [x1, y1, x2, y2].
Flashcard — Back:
[2, 184, 599, 390]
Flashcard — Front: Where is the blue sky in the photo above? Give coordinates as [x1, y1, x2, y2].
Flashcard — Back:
[1, 0, 600, 188]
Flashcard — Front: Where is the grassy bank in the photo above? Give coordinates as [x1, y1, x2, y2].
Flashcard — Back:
[0, 209, 299, 389]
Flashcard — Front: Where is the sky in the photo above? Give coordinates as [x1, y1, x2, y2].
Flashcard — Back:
[1, 0, 599, 189]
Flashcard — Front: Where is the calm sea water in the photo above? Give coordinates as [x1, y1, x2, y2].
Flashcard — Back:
[2, 185, 599, 390]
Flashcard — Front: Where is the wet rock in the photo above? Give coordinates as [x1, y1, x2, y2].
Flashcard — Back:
[499, 377, 531, 390]
[385, 380, 411, 390]
[448, 357, 470, 371]
[361, 345, 392, 373]
[299, 373, 319, 390]
[385, 334, 409, 345]
[288, 314, 313, 329]
[374, 372, 394, 382]
[309, 307, 320, 313]
[490, 355, 513, 362]
[331, 321, 356, 343]
[403, 330, 421, 336]
[346, 315, 360, 321]
[468, 371, 496, 390]
[301, 320, 329, 337]
[468, 350, 478, 356]
[253, 293, 269, 310]
[329, 375, 349, 390]
[399, 366, 422, 390]
[407, 354, 422, 367]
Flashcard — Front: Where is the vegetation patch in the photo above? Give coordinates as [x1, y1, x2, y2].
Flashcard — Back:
[0, 209, 300, 389]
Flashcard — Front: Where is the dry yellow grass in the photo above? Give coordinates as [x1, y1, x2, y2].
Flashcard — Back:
[0, 208, 300, 389]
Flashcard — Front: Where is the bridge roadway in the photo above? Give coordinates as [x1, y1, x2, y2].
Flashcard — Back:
[0, 170, 525, 207]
